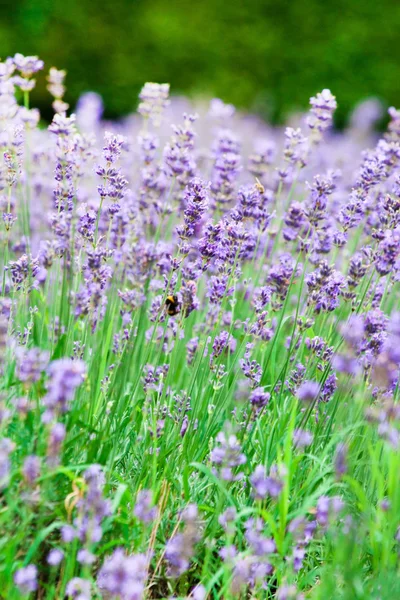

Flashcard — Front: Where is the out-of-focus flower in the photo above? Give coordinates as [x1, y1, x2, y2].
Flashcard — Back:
[76, 92, 104, 129]
[66, 577, 91, 599]
[219, 507, 237, 533]
[134, 489, 158, 524]
[208, 98, 235, 120]
[316, 495, 344, 527]
[249, 464, 283, 499]
[138, 82, 170, 126]
[276, 584, 304, 600]
[14, 564, 38, 594]
[249, 387, 270, 409]
[47, 548, 64, 566]
[46, 422, 66, 466]
[210, 430, 246, 481]
[334, 442, 348, 479]
[293, 428, 313, 448]
[165, 504, 200, 577]
[13, 53, 44, 76]
[43, 358, 86, 420]
[72, 465, 112, 546]
[307, 89, 337, 142]
[177, 178, 209, 242]
[0, 438, 15, 489]
[22, 455, 41, 485]
[350, 98, 383, 133]
[97, 548, 147, 598]
[48, 112, 76, 136]
[15, 346, 49, 384]
[296, 380, 320, 403]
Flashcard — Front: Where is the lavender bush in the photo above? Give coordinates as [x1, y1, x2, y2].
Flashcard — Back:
[1, 54, 400, 599]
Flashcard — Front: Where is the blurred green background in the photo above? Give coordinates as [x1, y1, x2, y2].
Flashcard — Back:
[1, 0, 399, 125]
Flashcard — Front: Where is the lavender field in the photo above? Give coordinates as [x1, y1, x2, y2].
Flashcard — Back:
[1, 54, 400, 599]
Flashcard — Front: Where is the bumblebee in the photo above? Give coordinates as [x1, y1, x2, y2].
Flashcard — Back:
[165, 294, 180, 316]
[254, 177, 265, 194]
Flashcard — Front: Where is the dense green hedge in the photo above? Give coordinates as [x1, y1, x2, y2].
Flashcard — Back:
[1, 0, 399, 124]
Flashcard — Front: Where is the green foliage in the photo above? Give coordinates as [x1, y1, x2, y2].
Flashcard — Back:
[1, 0, 400, 123]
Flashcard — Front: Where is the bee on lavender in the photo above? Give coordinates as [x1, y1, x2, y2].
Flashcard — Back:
[165, 294, 181, 316]
[165, 281, 198, 318]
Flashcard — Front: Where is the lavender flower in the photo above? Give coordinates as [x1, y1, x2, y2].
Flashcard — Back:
[43, 358, 86, 419]
[134, 489, 158, 524]
[77, 549, 96, 565]
[180, 279, 200, 317]
[306, 262, 344, 313]
[283, 201, 306, 241]
[76, 91, 104, 129]
[7, 254, 40, 290]
[219, 507, 237, 533]
[191, 584, 207, 600]
[14, 564, 38, 594]
[306, 173, 335, 226]
[177, 178, 209, 241]
[138, 82, 170, 126]
[165, 504, 200, 577]
[47, 548, 64, 566]
[66, 577, 91, 599]
[208, 98, 235, 120]
[249, 464, 283, 499]
[97, 549, 147, 599]
[210, 330, 235, 364]
[198, 221, 223, 261]
[15, 346, 49, 384]
[288, 516, 317, 572]
[13, 53, 44, 76]
[210, 430, 246, 481]
[0, 437, 14, 489]
[268, 254, 301, 308]
[211, 129, 241, 209]
[244, 518, 276, 556]
[316, 495, 344, 526]
[207, 275, 233, 305]
[61, 525, 77, 543]
[22, 455, 40, 485]
[296, 380, 320, 403]
[282, 127, 308, 173]
[187, 336, 199, 364]
[276, 584, 304, 600]
[307, 89, 337, 142]
[293, 428, 313, 448]
[48, 112, 76, 136]
[164, 112, 198, 185]
[47, 67, 68, 113]
[249, 387, 270, 409]
[334, 442, 348, 479]
[320, 372, 337, 403]
[240, 346, 262, 388]
[46, 422, 66, 466]
[248, 140, 276, 178]
[72, 464, 112, 545]
[350, 98, 383, 132]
